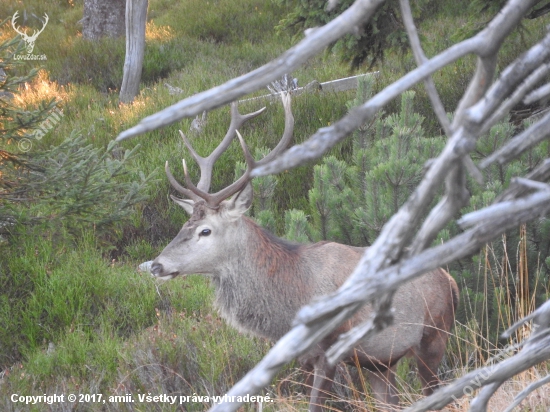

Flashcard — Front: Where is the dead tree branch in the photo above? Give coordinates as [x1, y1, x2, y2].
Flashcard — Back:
[406, 300, 550, 411]
[502, 373, 550, 412]
[118, 0, 550, 410]
[115, 0, 385, 141]
[210, 1, 550, 410]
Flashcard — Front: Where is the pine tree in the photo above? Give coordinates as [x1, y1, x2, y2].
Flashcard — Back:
[0, 22, 155, 238]
[254, 75, 550, 342]
[283, 76, 445, 246]
[0, 24, 57, 191]
[0, 23, 57, 229]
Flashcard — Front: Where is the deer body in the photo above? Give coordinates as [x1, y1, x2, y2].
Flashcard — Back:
[150, 94, 458, 411]
[152, 185, 458, 411]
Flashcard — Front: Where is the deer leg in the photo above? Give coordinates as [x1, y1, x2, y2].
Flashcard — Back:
[415, 345, 444, 396]
[302, 361, 315, 395]
[308, 356, 336, 412]
[367, 364, 399, 411]
[414, 330, 447, 396]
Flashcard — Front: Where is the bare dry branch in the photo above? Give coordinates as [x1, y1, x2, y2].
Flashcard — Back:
[496, 159, 550, 202]
[457, 183, 550, 229]
[524, 81, 550, 104]
[121, 0, 550, 410]
[479, 109, 550, 168]
[405, 301, 550, 411]
[205, 2, 550, 409]
[481, 62, 550, 134]
[115, 0, 386, 141]
[466, 30, 550, 129]
[399, 0, 451, 137]
[502, 299, 550, 340]
[470, 381, 503, 412]
[409, 162, 469, 255]
[502, 373, 550, 412]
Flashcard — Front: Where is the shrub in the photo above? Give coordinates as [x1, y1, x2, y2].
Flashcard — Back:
[273, 76, 550, 346]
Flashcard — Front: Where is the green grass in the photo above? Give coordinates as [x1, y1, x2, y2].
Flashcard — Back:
[1, 0, 550, 410]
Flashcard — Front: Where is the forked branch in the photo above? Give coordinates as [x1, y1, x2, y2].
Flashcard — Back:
[120, 0, 550, 410]
[116, 0, 386, 141]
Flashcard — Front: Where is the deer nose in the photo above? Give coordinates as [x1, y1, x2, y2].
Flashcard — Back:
[150, 261, 179, 279]
[151, 262, 163, 276]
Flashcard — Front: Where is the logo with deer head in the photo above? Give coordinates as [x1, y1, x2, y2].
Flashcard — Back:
[11, 11, 49, 54]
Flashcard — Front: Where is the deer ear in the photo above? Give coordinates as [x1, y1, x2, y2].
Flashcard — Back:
[225, 183, 253, 219]
[170, 195, 195, 215]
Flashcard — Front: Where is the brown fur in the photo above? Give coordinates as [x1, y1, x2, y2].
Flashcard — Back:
[151, 185, 458, 411]
[248, 220, 303, 279]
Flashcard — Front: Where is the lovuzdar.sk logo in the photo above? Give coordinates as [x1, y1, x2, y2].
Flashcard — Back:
[11, 10, 48, 60]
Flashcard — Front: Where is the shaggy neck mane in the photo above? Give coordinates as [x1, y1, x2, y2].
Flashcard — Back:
[213, 216, 311, 340]
[242, 217, 302, 278]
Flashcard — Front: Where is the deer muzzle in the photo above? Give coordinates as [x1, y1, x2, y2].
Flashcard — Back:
[150, 261, 179, 280]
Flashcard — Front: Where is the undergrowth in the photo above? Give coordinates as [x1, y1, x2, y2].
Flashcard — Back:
[1, 0, 549, 411]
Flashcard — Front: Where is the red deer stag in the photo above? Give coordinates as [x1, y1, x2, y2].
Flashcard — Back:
[151, 93, 458, 411]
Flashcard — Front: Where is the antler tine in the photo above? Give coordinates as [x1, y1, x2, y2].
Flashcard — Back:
[207, 103, 266, 168]
[165, 161, 202, 202]
[180, 158, 213, 201]
[178, 130, 202, 163]
[190, 103, 265, 193]
[202, 130, 256, 207]
[165, 103, 266, 206]
[235, 130, 257, 170]
[176, 129, 213, 192]
[196, 94, 293, 207]
[256, 92, 294, 167]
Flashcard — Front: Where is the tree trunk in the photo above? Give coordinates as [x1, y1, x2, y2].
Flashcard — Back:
[82, 0, 126, 41]
[119, 0, 148, 104]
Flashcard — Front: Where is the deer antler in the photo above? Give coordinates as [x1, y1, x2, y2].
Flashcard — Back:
[166, 93, 294, 208]
[255, 92, 294, 167]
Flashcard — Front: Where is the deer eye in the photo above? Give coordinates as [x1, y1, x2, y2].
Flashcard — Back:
[199, 228, 211, 237]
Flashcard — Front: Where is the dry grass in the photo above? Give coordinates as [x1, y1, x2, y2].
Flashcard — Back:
[439, 367, 550, 412]
[266, 362, 550, 411]
[13, 69, 68, 108]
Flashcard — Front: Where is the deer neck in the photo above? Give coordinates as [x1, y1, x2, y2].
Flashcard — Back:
[212, 217, 314, 341]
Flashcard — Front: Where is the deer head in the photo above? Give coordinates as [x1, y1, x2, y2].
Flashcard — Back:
[12, 11, 49, 54]
[152, 93, 294, 280]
